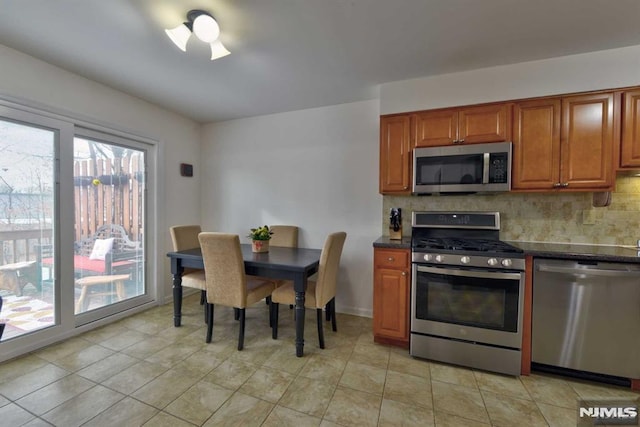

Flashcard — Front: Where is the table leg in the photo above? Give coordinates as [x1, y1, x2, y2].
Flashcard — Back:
[294, 290, 305, 356]
[294, 270, 307, 357]
[172, 273, 183, 327]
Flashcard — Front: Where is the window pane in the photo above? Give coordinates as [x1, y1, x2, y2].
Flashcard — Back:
[0, 119, 55, 340]
[73, 137, 145, 314]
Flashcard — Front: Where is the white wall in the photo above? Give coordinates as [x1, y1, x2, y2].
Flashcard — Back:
[381, 44, 640, 114]
[201, 100, 381, 317]
[0, 44, 201, 302]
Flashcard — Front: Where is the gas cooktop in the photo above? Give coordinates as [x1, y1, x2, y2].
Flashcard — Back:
[410, 211, 525, 270]
[413, 237, 523, 254]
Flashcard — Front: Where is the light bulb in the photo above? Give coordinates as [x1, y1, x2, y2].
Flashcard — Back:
[193, 14, 220, 43]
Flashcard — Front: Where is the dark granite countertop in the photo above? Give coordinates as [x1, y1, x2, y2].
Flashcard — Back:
[373, 236, 411, 249]
[506, 241, 640, 264]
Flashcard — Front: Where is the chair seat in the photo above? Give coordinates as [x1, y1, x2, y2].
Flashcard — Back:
[245, 276, 277, 306]
[271, 280, 319, 308]
[181, 270, 206, 290]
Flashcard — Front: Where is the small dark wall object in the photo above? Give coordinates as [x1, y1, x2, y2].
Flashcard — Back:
[180, 163, 193, 177]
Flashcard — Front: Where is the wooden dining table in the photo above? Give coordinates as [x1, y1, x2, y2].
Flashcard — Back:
[167, 244, 322, 357]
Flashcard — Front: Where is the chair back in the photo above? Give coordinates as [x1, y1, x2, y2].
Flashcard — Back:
[198, 233, 247, 308]
[314, 232, 347, 307]
[269, 225, 299, 248]
[170, 225, 202, 251]
[76, 224, 140, 256]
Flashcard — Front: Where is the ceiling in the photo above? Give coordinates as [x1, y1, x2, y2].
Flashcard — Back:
[1, 0, 639, 123]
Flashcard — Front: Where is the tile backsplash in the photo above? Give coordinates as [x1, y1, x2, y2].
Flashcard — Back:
[383, 175, 640, 247]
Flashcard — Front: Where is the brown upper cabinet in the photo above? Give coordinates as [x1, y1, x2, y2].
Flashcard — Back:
[380, 103, 512, 194]
[512, 92, 617, 191]
[621, 89, 640, 169]
[414, 103, 512, 147]
[380, 115, 412, 194]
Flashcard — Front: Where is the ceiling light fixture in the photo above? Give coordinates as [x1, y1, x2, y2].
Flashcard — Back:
[165, 10, 230, 60]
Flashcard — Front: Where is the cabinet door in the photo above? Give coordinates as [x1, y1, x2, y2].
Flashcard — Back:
[459, 103, 511, 144]
[373, 267, 409, 342]
[561, 93, 615, 189]
[380, 115, 412, 194]
[621, 90, 640, 168]
[413, 109, 458, 147]
[512, 98, 561, 190]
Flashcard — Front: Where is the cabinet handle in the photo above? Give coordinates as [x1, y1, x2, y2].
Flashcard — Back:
[552, 182, 562, 188]
[453, 139, 460, 144]
[403, 186, 408, 190]
[388, 257, 394, 261]
[401, 271, 407, 276]
[459, 139, 464, 144]
[561, 182, 569, 187]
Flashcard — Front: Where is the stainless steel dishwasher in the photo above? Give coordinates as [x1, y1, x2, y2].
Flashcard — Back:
[532, 258, 640, 379]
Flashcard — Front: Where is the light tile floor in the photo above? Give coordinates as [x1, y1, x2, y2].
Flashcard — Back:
[0, 293, 638, 426]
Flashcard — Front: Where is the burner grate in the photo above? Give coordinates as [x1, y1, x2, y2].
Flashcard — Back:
[414, 237, 522, 254]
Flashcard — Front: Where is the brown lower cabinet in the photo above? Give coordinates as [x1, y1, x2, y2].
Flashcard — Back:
[373, 247, 410, 348]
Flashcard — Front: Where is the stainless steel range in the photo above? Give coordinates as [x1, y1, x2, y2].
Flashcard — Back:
[410, 211, 525, 375]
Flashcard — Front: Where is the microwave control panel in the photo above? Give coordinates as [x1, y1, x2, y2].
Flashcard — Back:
[489, 153, 509, 183]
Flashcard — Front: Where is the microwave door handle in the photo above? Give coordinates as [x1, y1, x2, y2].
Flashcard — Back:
[482, 153, 490, 184]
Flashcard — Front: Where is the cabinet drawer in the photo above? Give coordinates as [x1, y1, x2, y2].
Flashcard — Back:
[374, 249, 409, 269]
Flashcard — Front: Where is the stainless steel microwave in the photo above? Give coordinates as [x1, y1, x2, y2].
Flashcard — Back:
[412, 142, 512, 194]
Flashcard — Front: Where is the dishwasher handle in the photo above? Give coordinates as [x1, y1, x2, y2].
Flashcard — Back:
[536, 264, 640, 278]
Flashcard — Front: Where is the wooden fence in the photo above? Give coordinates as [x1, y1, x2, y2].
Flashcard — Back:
[74, 153, 144, 243]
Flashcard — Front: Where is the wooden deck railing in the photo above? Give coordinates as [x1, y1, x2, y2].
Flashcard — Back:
[0, 229, 53, 265]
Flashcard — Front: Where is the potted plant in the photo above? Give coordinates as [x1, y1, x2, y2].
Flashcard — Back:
[248, 225, 273, 253]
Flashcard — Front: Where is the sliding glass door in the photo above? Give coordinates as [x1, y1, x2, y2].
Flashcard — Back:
[0, 104, 154, 360]
[73, 130, 148, 324]
[0, 112, 59, 341]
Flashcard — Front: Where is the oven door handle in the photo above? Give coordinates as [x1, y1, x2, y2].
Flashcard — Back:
[416, 265, 523, 280]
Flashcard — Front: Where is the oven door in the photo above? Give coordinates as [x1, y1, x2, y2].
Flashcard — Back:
[411, 264, 524, 349]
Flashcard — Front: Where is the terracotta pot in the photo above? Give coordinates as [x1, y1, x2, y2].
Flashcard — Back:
[252, 239, 269, 253]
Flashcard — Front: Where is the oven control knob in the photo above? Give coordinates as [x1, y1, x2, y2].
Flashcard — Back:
[423, 254, 433, 262]
[501, 259, 512, 267]
[435, 255, 444, 263]
[460, 256, 470, 264]
[487, 258, 498, 266]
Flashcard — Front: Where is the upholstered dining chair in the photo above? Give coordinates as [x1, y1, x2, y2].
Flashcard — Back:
[266, 225, 299, 308]
[198, 232, 277, 350]
[170, 225, 207, 306]
[269, 225, 299, 248]
[271, 231, 346, 349]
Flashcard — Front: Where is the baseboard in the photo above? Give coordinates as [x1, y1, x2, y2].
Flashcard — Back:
[336, 305, 372, 318]
[163, 287, 199, 305]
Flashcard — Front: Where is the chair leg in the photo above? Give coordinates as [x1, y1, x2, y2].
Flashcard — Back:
[238, 308, 246, 351]
[316, 308, 325, 349]
[325, 301, 331, 321]
[234, 307, 240, 321]
[266, 296, 272, 327]
[205, 303, 214, 343]
[272, 303, 279, 339]
[329, 298, 337, 332]
[203, 292, 208, 324]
